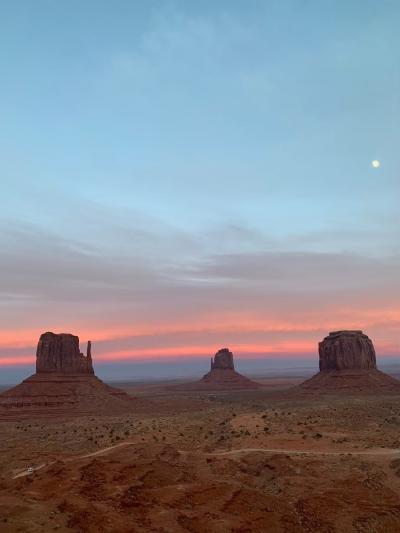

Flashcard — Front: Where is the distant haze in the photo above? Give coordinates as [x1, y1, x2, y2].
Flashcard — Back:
[2, 355, 400, 387]
[0, 2, 399, 371]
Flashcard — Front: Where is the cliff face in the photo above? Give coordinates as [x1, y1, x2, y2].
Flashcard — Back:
[319, 330, 376, 371]
[211, 348, 235, 370]
[36, 332, 94, 374]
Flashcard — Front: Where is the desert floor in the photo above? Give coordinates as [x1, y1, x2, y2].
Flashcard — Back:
[1, 377, 400, 532]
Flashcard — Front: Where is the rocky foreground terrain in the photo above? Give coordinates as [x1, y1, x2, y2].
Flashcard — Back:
[1, 382, 400, 532]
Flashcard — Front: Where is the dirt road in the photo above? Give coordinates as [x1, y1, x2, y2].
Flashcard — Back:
[12, 441, 400, 480]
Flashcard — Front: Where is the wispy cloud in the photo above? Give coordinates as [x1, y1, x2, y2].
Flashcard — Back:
[1, 208, 399, 367]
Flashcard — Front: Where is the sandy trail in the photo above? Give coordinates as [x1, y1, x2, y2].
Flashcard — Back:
[12, 462, 51, 479]
[80, 441, 132, 458]
[12, 442, 400, 479]
[204, 447, 400, 458]
[12, 441, 134, 479]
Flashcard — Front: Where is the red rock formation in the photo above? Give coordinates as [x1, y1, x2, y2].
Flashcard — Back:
[0, 332, 133, 418]
[319, 330, 376, 371]
[211, 348, 235, 370]
[36, 332, 94, 374]
[179, 348, 260, 390]
[300, 330, 400, 394]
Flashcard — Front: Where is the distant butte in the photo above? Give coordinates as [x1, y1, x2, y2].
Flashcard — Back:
[180, 348, 260, 390]
[0, 332, 133, 419]
[299, 330, 400, 393]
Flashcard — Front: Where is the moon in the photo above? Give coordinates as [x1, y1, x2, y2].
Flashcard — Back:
[371, 160, 381, 168]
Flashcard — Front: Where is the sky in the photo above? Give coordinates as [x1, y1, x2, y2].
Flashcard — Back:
[0, 1, 399, 382]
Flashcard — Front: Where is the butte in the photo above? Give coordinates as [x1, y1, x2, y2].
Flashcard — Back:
[299, 330, 400, 394]
[0, 332, 133, 418]
[179, 348, 260, 390]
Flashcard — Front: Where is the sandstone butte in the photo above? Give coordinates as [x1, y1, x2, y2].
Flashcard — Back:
[184, 348, 261, 390]
[299, 330, 400, 393]
[0, 332, 133, 418]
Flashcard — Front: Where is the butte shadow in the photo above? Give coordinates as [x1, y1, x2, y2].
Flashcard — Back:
[174, 348, 261, 391]
[297, 330, 400, 394]
[0, 332, 134, 418]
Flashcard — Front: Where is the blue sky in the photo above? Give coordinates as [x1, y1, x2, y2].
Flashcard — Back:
[0, 1, 399, 380]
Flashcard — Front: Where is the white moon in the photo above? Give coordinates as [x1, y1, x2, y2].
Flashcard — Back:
[371, 160, 381, 168]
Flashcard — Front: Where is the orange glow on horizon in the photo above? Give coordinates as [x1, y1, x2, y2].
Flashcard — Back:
[1, 307, 399, 350]
[0, 342, 316, 367]
[95, 341, 317, 362]
[0, 307, 399, 367]
[1, 338, 399, 368]
[0, 356, 36, 366]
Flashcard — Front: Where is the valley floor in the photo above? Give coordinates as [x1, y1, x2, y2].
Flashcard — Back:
[1, 379, 400, 532]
